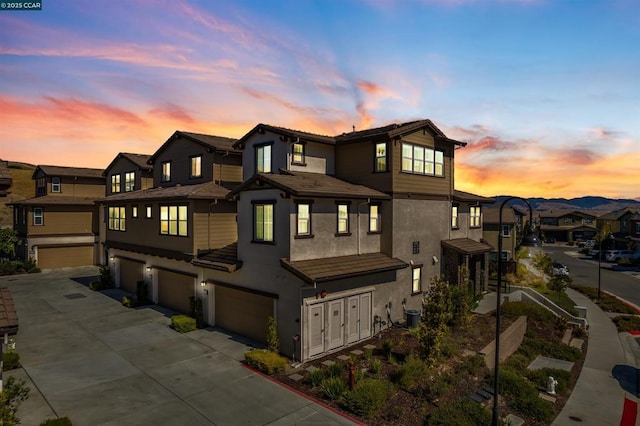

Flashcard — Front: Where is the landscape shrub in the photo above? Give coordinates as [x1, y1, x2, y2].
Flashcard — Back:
[492, 366, 554, 423]
[501, 301, 554, 322]
[121, 295, 137, 308]
[188, 296, 205, 329]
[40, 417, 73, 426]
[459, 354, 486, 376]
[0, 376, 30, 425]
[613, 315, 640, 332]
[342, 378, 391, 417]
[307, 368, 325, 387]
[390, 354, 429, 390]
[326, 362, 344, 378]
[427, 398, 492, 426]
[526, 368, 572, 396]
[3, 351, 20, 370]
[421, 372, 454, 402]
[320, 376, 347, 400]
[266, 316, 279, 352]
[518, 334, 581, 362]
[369, 358, 382, 374]
[382, 339, 394, 358]
[243, 349, 288, 375]
[170, 315, 196, 333]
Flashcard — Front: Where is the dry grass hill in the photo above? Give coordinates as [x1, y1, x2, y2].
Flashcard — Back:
[0, 162, 35, 228]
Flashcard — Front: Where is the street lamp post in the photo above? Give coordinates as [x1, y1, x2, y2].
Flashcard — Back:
[493, 197, 541, 426]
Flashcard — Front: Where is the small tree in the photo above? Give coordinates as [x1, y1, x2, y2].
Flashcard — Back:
[418, 276, 454, 364]
[266, 316, 279, 353]
[549, 274, 572, 297]
[452, 265, 473, 328]
[0, 376, 30, 424]
[0, 228, 21, 259]
[532, 251, 553, 276]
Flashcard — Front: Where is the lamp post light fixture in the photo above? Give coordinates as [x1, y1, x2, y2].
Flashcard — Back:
[493, 197, 541, 426]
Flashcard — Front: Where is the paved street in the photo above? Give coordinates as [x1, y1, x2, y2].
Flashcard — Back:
[1, 267, 355, 426]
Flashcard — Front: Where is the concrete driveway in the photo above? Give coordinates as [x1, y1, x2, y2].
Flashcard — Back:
[1, 267, 354, 425]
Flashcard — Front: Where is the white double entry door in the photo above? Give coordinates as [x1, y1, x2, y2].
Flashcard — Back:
[307, 291, 372, 358]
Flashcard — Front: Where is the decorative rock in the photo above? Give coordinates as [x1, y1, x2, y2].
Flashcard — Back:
[350, 349, 363, 355]
[321, 360, 335, 367]
[539, 392, 557, 403]
[570, 338, 584, 350]
[305, 366, 318, 372]
[337, 355, 350, 361]
[562, 328, 572, 345]
[504, 414, 525, 426]
[363, 344, 376, 350]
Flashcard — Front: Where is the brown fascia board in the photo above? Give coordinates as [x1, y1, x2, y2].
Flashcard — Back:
[33, 165, 105, 180]
[102, 153, 152, 176]
[233, 123, 336, 150]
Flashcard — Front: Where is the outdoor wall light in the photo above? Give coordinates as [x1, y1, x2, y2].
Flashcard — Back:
[200, 281, 207, 287]
[146, 266, 151, 272]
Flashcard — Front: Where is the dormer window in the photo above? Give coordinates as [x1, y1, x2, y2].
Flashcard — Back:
[36, 177, 46, 196]
[161, 161, 171, 182]
[374, 143, 387, 172]
[124, 172, 135, 192]
[292, 143, 305, 165]
[51, 177, 61, 193]
[256, 143, 272, 173]
[111, 174, 121, 193]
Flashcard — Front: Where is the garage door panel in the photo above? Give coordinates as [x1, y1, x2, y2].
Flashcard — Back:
[215, 286, 273, 344]
[119, 259, 144, 293]
[158, 270, 193, 314]
[38, 246, 93, 269]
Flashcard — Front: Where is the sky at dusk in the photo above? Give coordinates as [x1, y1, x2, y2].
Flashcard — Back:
[1, 0, 638, 199]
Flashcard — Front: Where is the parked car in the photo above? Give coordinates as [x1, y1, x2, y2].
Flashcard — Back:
[578, 240, 596, 248]
[544, 236, 556, 244]
[552, 263, 569, 276]
[605, 250, 638, 263]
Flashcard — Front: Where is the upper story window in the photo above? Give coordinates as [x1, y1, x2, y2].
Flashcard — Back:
[51, 177, 61, 193]
[190, 155, 202, 178]
[401, 143, 444, 177]
[145, 205, 152, 219]
[292, 143, 305, 165]
[452, 205, 459, 229]
[36, 177, 46, 196]
[337, 203, 350, 235]
[502, 224, 511, 237]
[108, 206, 126, 231]
[369, 203, 381, 233]
[635, 222, 640, 234]
[253, 201, 274, 243]
[111, 174, 121, 193]
[296, 202, 312, 237]
[412, 266, 422, 294]
[161, 161, 171, 182]
[160, 205, 188, 236]
[256, 143, 272, 173]
[132, 205, 138, 218]
[124, 172, 135, 192]
[374, 142, 387, 172]
[470, 206, 481, 228]
[33, 207, 43, 226]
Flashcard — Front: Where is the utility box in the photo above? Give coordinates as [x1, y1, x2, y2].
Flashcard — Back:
[574, 306, 587, 319]
[405, 309, 421, 328]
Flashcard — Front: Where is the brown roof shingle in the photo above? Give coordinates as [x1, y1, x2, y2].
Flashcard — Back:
[0, 287, 19, 335]
[101, 181, 230, 202]
[281, 252, 408, 284]
[442, 238, 492, 255]
[11, 195, 96, 206]
[192, 243, 242, 272]
[34, 165, 105, 179]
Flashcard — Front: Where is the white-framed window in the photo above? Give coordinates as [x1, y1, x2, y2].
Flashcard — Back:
[111, 174, 121, 193]
[412, 266, 422, 294]
[253, 202, 274, 242]
[374, 142, 387, 172]
[401, 143, 444, 177]
[502, 224, 511, 237]
[33, 207, 43, 226]
[160, 205, 188, 236]
[51, 177, 61, 193]
[161, 161, 171, 182]
[132, 205, 138, 218]
[256, 144, 272, 173]
[145, 205, 152, 219]
[296, 202, 311, 236]
[108, 207, 126, 231]
[337, 203, 349, 234]
[292, 143, 305, 164]
[124, 172, 135, 192]
[369, 204, 381, 232]
[452, 205, 459, 229]
[190, 155, 202, 178]
[470, 206, 481, 228]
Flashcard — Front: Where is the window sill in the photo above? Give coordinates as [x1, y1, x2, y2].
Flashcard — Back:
[451, 226, 459, 230]
[251, 240, 276, 245]
[367, 231, 382, 235]
[335, 232, 352, 237]
[294, 234, 314, 239]
[411, 291, 422, 297]
[291, 162, 307, 167]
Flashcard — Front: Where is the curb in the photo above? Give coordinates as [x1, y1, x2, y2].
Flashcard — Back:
[602, 290, 640, 314]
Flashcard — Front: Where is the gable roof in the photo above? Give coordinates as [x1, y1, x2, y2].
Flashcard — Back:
[442, 238, 493, 255]
[33, 165, 105, 180]
[0, 160, 12, 196]
[234, 123, 336, 149]
[149, 130, 240, 164]
[538, 209, 598, 219]
[599, 207, 639, 221]
[103, 153, 152, 176]
[280, 252, 408, 284]
[101, 181, 229, 203]
[227, 170, 389, 200]
[453, 190, 495, 204]
[11, 195, 96, 206]
[192, 242, 242, 272]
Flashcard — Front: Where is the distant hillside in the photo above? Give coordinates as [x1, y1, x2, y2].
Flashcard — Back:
[0, 162, 35, 228]
[492, 195, 640, 211]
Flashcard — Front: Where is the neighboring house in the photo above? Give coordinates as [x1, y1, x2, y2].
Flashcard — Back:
[598, 208, 640, 252]
[11, 165, 105, 268]
[222, 120, 492, 361]
[101, 131, 243, 316]
[538, 210, 598, 242]
[0, 160, 12, 197]
[628, 213, 640, 252]
[483, 206, 518, 261]
[103, 153, 153, 196]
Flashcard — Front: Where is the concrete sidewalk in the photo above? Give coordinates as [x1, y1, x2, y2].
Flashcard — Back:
[552, 288, 638, 426]
[1, 267, 356, 426]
